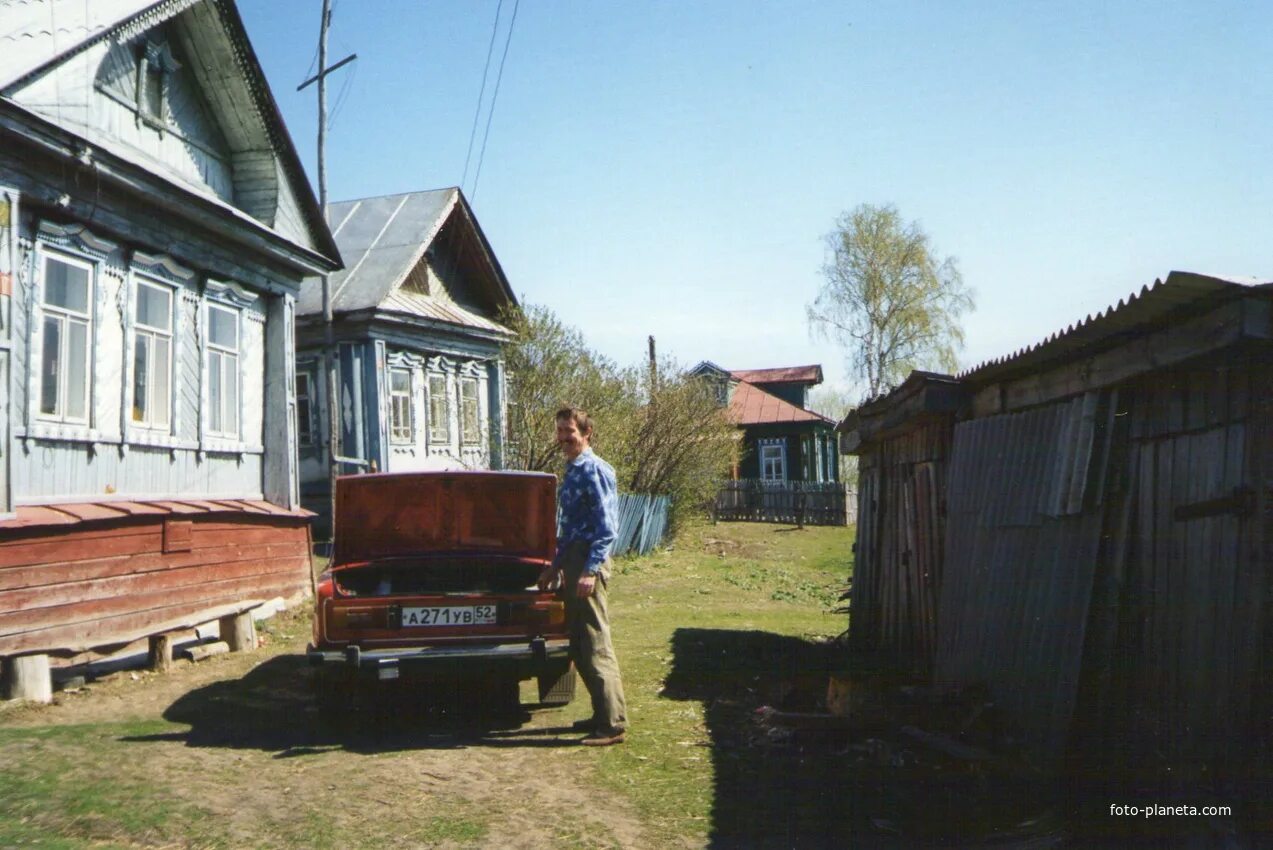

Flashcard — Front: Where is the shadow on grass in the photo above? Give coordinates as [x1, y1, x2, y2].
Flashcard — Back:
[121, 654, 579, 756]
[664, 627, 875, 850]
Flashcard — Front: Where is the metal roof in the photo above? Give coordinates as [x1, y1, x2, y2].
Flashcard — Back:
[730, 365, 823, 385]
[960, 271, 1273, 385]
[729, 381, 833, 426]
[304, 188, 513, 336]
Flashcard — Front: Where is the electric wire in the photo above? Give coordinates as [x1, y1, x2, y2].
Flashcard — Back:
[462, 0, 505, 194]
[470, 0, 520, 201]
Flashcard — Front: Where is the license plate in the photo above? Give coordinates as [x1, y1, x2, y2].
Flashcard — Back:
[401, 605, 497, 627]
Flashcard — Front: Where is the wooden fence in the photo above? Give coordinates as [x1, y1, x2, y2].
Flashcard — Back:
[613, 494, 670, 557]
[713, 480, 851, 526]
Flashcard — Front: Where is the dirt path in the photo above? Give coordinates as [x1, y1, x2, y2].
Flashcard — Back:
[2, 612, 653, 849]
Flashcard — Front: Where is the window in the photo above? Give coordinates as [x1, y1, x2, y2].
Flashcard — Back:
[390, 368, 413, 444]
[136, 41, 177, 125]
[206, 303, 239, 438]
[39, 252, 92, 423]
[760, 442, 786, 483]
[460, 376, 480, 445]
[131, 279, 172, 429]
[428, 374, 450, 444]
[296, 371, 314, 447]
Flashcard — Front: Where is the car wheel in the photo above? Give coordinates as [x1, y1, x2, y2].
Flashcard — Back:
[537, 661, 576, 706]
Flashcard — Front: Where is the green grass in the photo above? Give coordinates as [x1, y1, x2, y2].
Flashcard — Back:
[0, 517, 854, 849]
[598, 519, 854, 846]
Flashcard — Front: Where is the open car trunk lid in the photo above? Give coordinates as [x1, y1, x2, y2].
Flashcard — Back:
[333, 471, 557, 567]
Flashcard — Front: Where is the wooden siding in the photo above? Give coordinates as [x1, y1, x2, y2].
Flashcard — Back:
[1083, 363, 1264, 772]
[851, 420, 950, 673]
[13, 444, 264, 503]
[0, 503, 311, 657]
[14, 41, 236, 203]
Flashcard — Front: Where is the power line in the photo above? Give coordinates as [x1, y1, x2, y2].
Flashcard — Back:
[462, 0, 504, 193]
[471, 0, 520, 201]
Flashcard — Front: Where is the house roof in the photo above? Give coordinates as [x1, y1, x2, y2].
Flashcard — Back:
[960, 271, 1273, 385]
[0, 0, 180, 89]
[305, 187, 514, 335]
[730, 365, 823, 385]
[729, 381, 833, 426]
[0, 0, 341, 273]
[0, 498, 310, 532]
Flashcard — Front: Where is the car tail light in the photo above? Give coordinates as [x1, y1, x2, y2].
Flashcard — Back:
[316, 571, 334, 600]
[529, 599, 565, 627]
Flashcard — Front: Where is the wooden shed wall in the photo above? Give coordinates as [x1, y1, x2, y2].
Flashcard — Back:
[851, 418, 951, 674]
[1081, 360, 1269, 772]
[938, 353, 1273, 770]
[0, 506, 311, 657]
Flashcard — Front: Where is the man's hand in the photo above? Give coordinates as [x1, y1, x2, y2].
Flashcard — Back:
[537, 564, 561, 591]
[575, 574, 597, 599]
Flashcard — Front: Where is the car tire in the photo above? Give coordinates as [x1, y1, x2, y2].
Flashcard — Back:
[537, 661, 576, 706]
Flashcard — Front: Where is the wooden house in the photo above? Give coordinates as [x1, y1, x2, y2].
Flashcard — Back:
[295, 188, 516, 536]
[843, 271, 1273, 795]
[690, 362, 840, 484]
[0, 0, 341, 692]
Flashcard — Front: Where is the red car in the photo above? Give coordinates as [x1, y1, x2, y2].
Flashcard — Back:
[308, 471, 575, 714]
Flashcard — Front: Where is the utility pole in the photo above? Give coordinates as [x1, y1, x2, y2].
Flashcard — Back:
[299, 0, 356, 542]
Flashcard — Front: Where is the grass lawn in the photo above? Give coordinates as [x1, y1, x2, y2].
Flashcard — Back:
[0, 517, 854, 849]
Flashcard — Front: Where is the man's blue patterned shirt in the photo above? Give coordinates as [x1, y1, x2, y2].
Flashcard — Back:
[556, 447, 618, 575]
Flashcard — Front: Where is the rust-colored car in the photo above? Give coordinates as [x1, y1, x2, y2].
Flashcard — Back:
[308, 471, 574, 713]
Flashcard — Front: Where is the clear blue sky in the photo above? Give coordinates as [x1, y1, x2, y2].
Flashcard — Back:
[240, 0, 1273, 403]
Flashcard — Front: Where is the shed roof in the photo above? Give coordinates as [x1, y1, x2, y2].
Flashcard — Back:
[729, 381, 833, 426]
[307, 188, 514, 335]
[961, 271, 1273, 385]
[730, 365, 823, 385]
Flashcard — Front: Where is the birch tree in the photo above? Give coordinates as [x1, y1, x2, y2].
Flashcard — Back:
[807, 204, 974, 400]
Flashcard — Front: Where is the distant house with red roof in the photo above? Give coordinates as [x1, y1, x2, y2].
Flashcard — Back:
[690, 362, 839, 484]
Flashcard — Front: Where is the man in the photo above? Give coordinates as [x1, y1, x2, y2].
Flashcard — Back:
[538, 407, 628, 746]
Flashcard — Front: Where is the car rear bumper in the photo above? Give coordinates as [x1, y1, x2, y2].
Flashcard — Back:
[307, 636, 571, 682]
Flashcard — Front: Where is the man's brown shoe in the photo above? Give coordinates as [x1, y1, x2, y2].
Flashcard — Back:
[581, 729, 626, 747]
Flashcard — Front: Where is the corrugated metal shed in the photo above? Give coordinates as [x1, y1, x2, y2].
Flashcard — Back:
[960, 271, 1273, 386]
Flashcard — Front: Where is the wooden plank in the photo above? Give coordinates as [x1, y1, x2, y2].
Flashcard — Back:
[0, 537, 306, 592]
[0, 547, 309, 614]
[0, 527, 162, 569]
[0, 556, 308, 637]
[1, 579, 302, 657]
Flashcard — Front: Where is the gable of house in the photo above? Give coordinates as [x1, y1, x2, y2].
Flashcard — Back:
[311, 188, 514, 337]
[0, 0, 338, 266]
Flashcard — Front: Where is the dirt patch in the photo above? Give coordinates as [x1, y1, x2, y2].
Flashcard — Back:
[2, 609, 652, 850]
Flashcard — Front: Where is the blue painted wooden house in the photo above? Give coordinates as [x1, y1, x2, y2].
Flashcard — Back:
[295, 188, 517, 534]
[0, 0, 341, 668]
